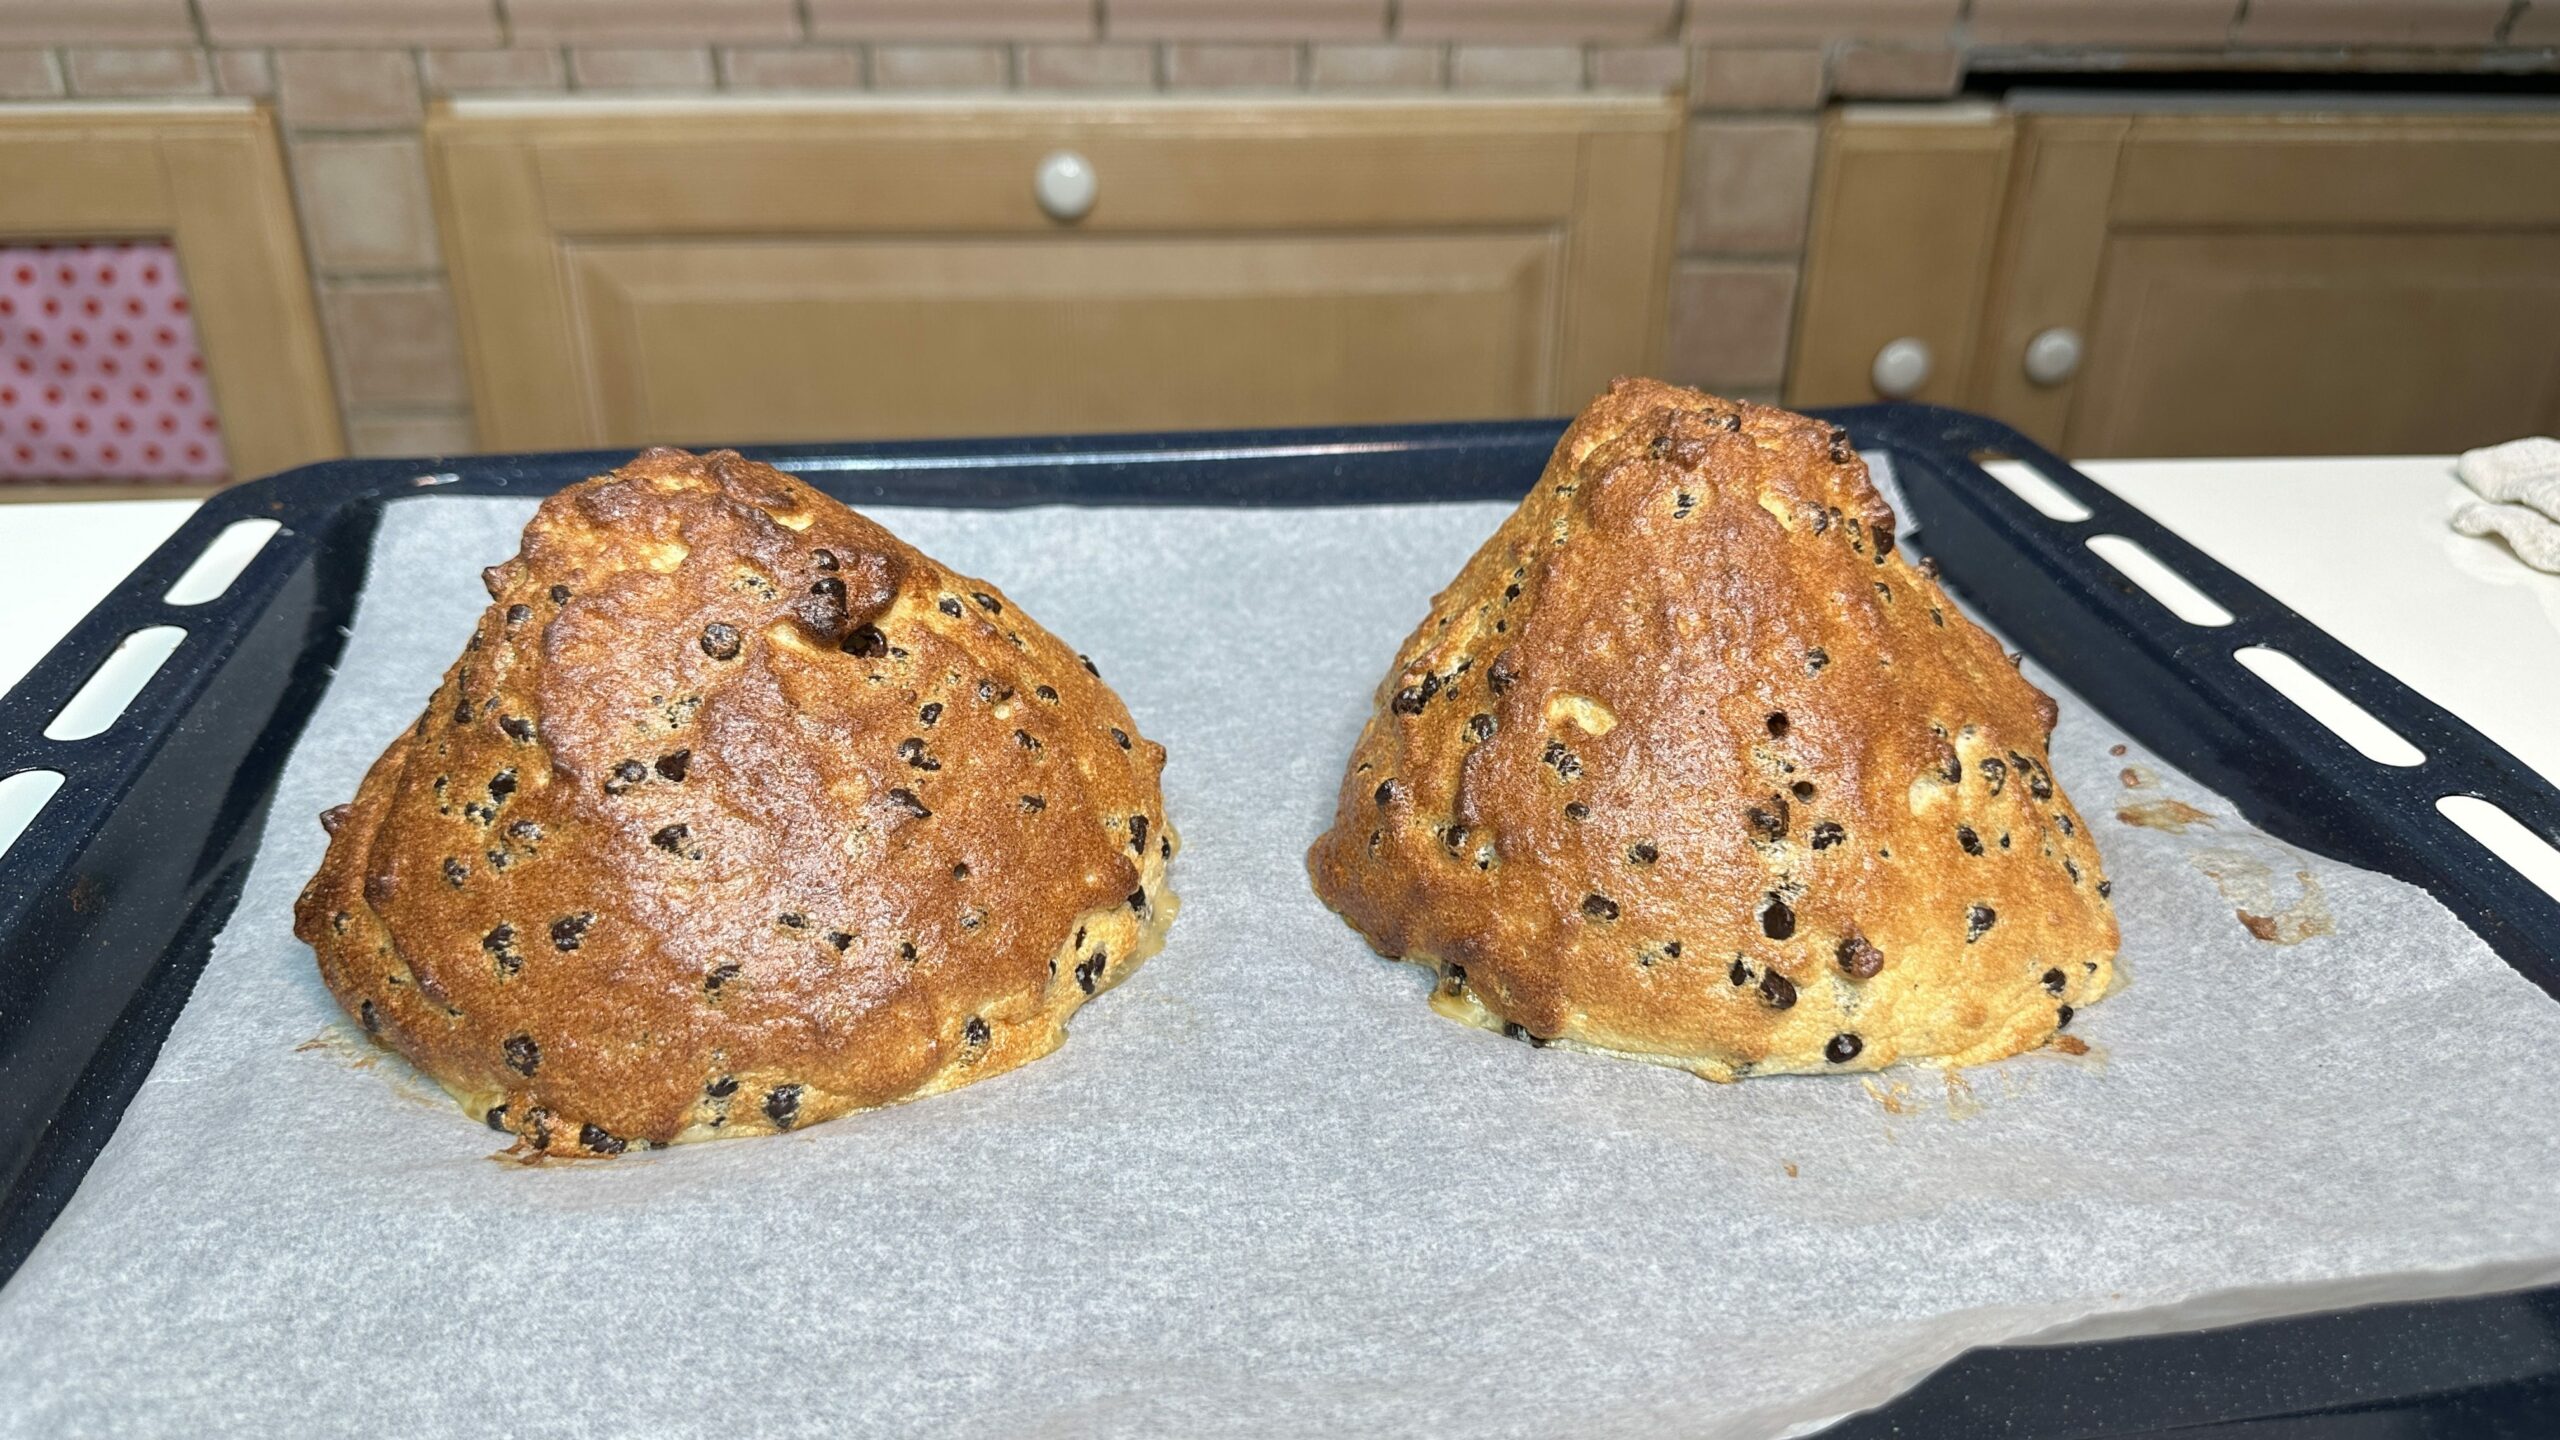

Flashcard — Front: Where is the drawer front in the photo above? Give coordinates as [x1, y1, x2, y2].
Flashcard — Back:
[431, 99, 1679, 450]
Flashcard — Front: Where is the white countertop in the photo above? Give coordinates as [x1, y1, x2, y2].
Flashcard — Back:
[0, 458, 2554, 890]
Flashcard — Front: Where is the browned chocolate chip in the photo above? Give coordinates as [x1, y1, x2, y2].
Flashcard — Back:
[1110, 727, 1130, 750]
[804, 576, 849, 634]
[1129, 814, 1149, 853]
[1749, 794, 1790, 840]
[938, 596, 964, 617]
[505, 603, 531, 627]
[964, 1016, 991, 1049]
[1966, 904, 1997, 942]
[487, 770, 518, 804]
[763, 1085, 802, 1129]
[499, 714, 536, 742]
[1836, 932, 1884, 979]
[1766, 712, 1790, 739]
[580, 1123, 625, 1155]
[1013, 728, 1041, 752]
[549, 912, 593, 952]
[655, 750, 690, 782]
[1760, 895, 1796, 940]
[972, 591, 1002, 614]
[811, 548, 838, 572]
[1807, 647, 1829, 673]
[483, 923, 521, 975]
[1582, 893, 1620, 921]
[886, 788, 931, 819]
[605, 759, 647, 796]
[1825, 1033, 1863, 1063]
[703, 963, 739, 993]
[1629, 842, 1658, 865]
[1392, 685, 1428, 716]
[503, 1033, 540, 1076]
[650, 823, 690, 853]
[1466, 713, 1496, 742]
[699, 622, 741, 660]
[1021, 794, 1046, 813]
[1375, 780, 1396, 806]
[1957, 825, 1983, 856]
[705, 1074, 738, 1098]
[1758, 969, 1797, 1010]
[441, 857, 468, 888]
[1810, 821, 1846, 850]
[842, 624, 888, 658]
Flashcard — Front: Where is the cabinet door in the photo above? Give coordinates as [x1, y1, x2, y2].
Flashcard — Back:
[429, 99, 1678, 449]
[1974, 114, 2560, 458]
[0, 104, 340, 481]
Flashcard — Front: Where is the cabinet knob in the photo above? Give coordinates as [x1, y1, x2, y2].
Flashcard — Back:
[1870, 337, 1932, 399]
[1033, 150, 1097, 223]
[2023, 327, 2083, 387]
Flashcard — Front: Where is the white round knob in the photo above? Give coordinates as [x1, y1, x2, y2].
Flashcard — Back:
[1033, 150, 1096, 223]
[2023, 327, 2083, 387]
[1870, 337, 1932, 399]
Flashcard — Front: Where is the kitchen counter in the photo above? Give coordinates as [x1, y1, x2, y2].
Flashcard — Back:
[0, 456, 2554, 892]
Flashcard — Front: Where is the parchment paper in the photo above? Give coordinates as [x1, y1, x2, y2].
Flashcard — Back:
[5, 493, 2559, 1439]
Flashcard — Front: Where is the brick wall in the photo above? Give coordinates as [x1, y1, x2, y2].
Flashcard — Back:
[0, 0, 2551, 456]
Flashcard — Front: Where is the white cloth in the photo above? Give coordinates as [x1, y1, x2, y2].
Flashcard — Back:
[2453, 437, 2560, 573]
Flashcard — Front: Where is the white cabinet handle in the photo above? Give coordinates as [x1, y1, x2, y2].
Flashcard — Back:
[1033, 150, 1097, 223]
[2023, 327, 2083, 387]
[1870, 337, 1932, 399]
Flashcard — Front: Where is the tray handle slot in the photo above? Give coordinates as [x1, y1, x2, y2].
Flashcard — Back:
[1975, 453, 2094, 522]
[41, 627, 188, 743]
[2437, 796, 2560, 904]
[161, 519, 283, 607]
[2085, 534, 2237, 627]
[2231, 645, 2426, 768]
[0, 768, 65, 863]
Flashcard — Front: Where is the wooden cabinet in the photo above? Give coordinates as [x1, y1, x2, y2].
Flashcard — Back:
[1791, 106, 2560, 458]
[428, 99, 1679, 450]
[0, 104, 340, 481]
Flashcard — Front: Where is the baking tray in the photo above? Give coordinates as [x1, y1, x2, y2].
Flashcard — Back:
[1, 404, 2555, 1437]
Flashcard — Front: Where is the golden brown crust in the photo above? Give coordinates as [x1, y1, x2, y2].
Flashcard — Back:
[1307, 379, 2116, 1079]
[294, 447, 1174, 1156]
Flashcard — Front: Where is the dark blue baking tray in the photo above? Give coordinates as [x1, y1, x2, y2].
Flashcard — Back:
[1, 405, 2555, 1437]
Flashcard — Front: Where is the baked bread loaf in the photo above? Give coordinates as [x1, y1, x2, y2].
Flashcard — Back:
[1307, 379, 2116, 1078]
[295, 447, 1175, 1156]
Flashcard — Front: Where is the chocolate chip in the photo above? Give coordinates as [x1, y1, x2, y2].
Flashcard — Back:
[1129, 814, 1149, 853]
[1748, 794, 1790, 841]
[1766, 711, 1790, 739]
[703, 962, 739, 993]
[886, 788, 931, 819]
[1663, 940, 1683, 958]
[1441, 962, 1467, 994]
[504, 1033, 540, 1076]
[1466, 713, 1496, 742]
[1760, 895, 1796, 940]
[1014, 728, 1041, 752]
[964, 1016, 991, 1048]
[805, 576, 848, 633]
[1874, 528, 1896, 558]
[651, 750, 691, 783]
[1791, 780, 1816, 801]
[485, 1105, 509, 1131]
[1956, 826, 1983, 855]
[650, 823, 690, 853]
[359, 999, 379, 1034]
[580, 1123, 625, 1155]
[1936, 741, 1963, 785]
[842, 624, 888, 658]
[812, 548, 838, 572]
[919, 702, 943, 726]
[1966, 904, 1997, 942]
[550, 912, 593, 952]
[499, 714, 536, 742]
[1979, 756, 2007, 795]
[1110, 727, 1131, 750]
[1827, 426, 1855, 465]
[2057, 1005, 2076, 1029]
[549, 584, 570, 604]
[1758, 969, 1797, 1010]
[1629, 842, 1658, 865]
[505, 603, 531, 627]
[1730, 958, 1752, 986]
[705, 1074, 738, 1098]
[1582, 893, 1620, 921]
[828, 929, 855, 950]
[699, 622, 741, 660]
[1541, 741, 1582, 780]
[1392, 685, 1427, 716]
[1503, 1022, 1550, 1049]
[1080, 654, 1100, 677]
[1021, 795, 1046, 813]
[938, 596, 964, 617]
[2058, 813, 2076, 837]
[1825, 1033, 1863, 1064]
[2042, 967, 2067, 995]
[1375, 780, 1396, 806]
[763, 1085, 803, 1129]
[2096, 879, 2113, 899]
[605, 759, 647, 795]
[1810, 821, 1846, 850]
[483, 923, 521, 975]
[777, 912, 807, 929]
[1128, 888, 1150, 917]
[1487, 653, 1518, 695]
[1563, 802, 1591, 822]
[1836, 932, 1885, 979]
[1806, 647, 1829, 673]
[442, 857, 468, 888]
[972, 591, 1002, 614]
[896, 737, 938, 770]
[1034, 684, 1059, 703]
